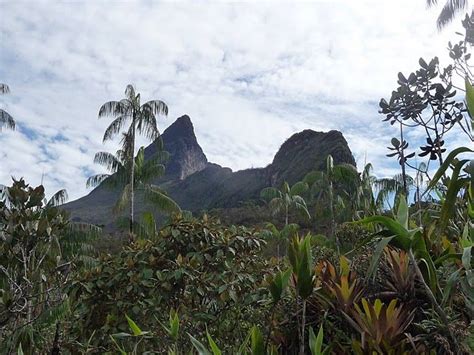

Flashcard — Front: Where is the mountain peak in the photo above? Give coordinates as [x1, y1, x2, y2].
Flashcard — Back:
[145, 115, 208, 180]
[163, 114, 194, 136]
[269, 129, 355, 186]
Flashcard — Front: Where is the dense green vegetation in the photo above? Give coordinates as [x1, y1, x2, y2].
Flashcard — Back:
[1, 11, 473, 355]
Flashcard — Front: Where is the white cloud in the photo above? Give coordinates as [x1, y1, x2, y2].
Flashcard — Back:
[0, 0, 469, 200]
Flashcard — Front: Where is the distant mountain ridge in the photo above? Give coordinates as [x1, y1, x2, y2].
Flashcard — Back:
[64, 115, 356, 229]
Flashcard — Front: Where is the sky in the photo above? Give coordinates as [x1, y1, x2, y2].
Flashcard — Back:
[0, 0, 471, 201]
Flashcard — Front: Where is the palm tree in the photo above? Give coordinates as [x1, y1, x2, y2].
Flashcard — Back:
[97, 84, 168, 237]
[260, 181, 310, 226]
[304, 155, 359, 238]
[357, 163, 378, 216]
[373, 173, 414, 211]
[87, 140, 180, 238]
[0, 83, 15, 131]
[427, 0, 470, 29]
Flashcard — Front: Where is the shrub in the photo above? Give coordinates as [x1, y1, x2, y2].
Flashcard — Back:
[68, 215, 274, 351]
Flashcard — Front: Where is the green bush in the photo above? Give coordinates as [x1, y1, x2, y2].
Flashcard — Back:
[68, 215, 274, 352]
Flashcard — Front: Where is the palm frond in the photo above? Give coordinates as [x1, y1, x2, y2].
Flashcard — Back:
[303, 170, 325, 185]
[268, 198, 284, 215]
[261, 187, 282, 201]
[113, 183, 131, 214]
[436, 0, 468, 29]
[140, 160, 165, 183]
[290, 181, 309, 196]
[138, 108, 160, 141]
[374, 178, 400, 193]
[0, 83, 10, 94]
[98, 101, 127, 118]
[0, 109, 15, 131]
[103, 114, 129, 142]
[86, 174, 110, 188]
[393, 173, 414, 186]
[292, 196, 311, 219]
[68, 221, 102, 236]
[143, 100, 168, 116]
[138, 211, 157, 239]
[134, 146, 146, 171]
[333, 164, 360, 188]
[362, 163, 373, 178]
[47, 189, 68, 207]
[125, 84, 136, 101]
[93, 151, 123, 172]
[145, 185, 181, 213]
[119, 132, 134, 159]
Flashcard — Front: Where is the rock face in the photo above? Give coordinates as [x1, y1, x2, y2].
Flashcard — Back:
[64, 116, 356, 229]
[144, 115, 207, 180]
[269, 130, 356, 186]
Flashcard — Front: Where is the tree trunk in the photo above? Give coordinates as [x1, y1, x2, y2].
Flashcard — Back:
[299, 299, 307, 355]
[399, 123, 408, 197]
[129, 116, 136, 242]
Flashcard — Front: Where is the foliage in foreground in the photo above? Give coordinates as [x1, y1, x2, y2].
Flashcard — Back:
[67, 215, 274, 352]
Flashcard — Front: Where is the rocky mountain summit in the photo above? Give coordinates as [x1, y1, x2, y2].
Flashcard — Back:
[64, 115, 355, 228]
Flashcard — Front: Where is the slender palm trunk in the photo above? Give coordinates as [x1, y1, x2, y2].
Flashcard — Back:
[399, 123, 408, 196]
[299, 299, 307, 355]
[129, 117, 136, 241]
[329, 180, 336, 239]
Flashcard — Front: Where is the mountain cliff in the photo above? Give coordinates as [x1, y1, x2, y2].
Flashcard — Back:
[64, 115, 356, 228]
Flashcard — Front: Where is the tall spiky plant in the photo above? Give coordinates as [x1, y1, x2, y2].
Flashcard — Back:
[0, 83, 15, 131]
[98, 85, 168, 237]
[87, 141, 180, 235]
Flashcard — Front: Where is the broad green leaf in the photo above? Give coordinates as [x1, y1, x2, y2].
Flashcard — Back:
[412, 231, 438, 292]
[428, 147, 473, 190]
[438, 160, 470, 232]
[358, 216, 411, 250]
[396, 195, 408, 229]
[366, 236, 396, 280]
